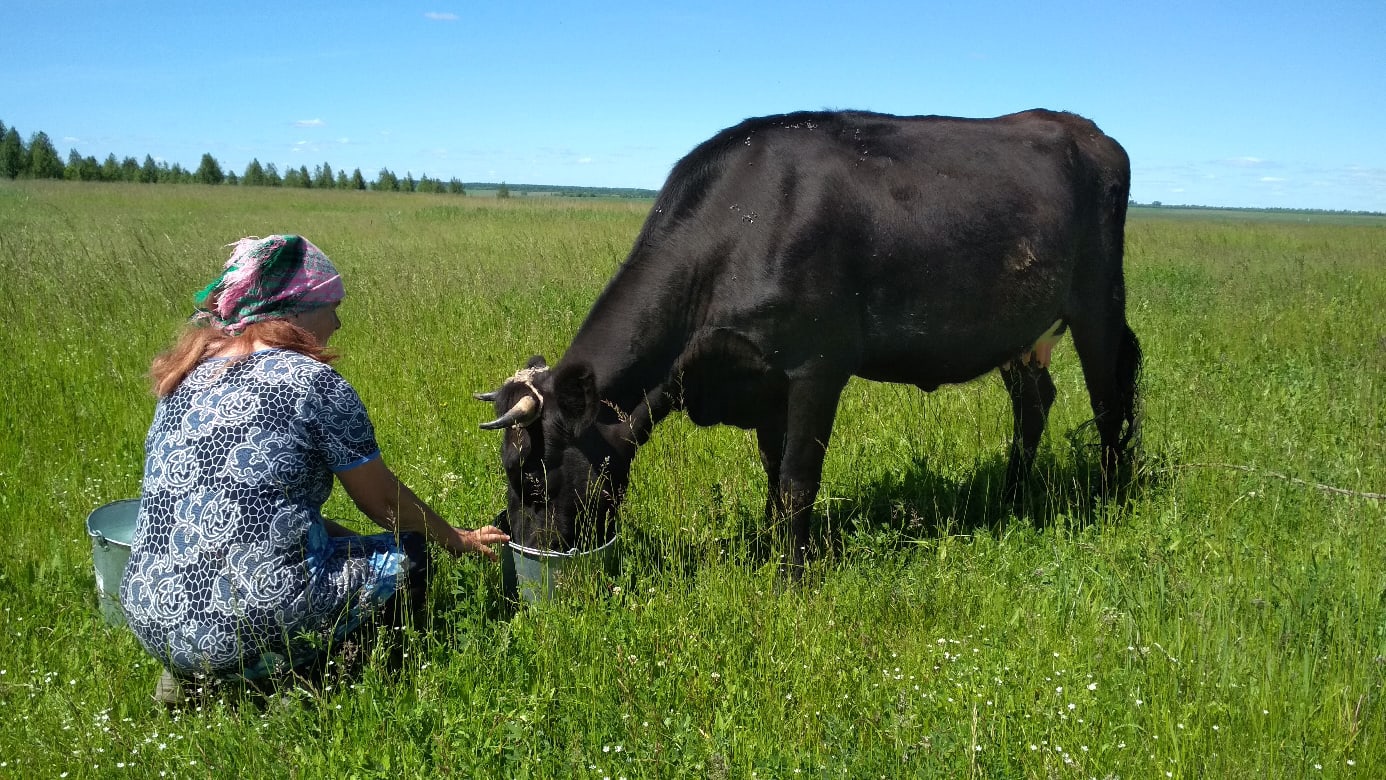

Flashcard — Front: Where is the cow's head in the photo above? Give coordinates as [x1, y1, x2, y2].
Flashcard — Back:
[476, 356, 631, 552]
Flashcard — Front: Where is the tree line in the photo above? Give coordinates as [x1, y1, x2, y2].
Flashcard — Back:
[0, 118, 466, 194]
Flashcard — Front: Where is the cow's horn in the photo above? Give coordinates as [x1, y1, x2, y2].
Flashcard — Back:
[478, 394, 540, 430]
[473, 390, 499, 402]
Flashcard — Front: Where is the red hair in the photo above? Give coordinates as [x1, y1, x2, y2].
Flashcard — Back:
[150, 319, 338, 398]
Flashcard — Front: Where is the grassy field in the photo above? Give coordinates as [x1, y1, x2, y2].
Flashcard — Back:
[1, 180, 1383, 778]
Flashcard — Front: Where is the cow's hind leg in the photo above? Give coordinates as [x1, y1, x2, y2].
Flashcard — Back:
[1000, 360, 1057, 501]
[1070, 316, 1143, 483]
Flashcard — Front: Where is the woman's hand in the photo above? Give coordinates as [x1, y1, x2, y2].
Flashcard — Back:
[454, 525, 510, 561]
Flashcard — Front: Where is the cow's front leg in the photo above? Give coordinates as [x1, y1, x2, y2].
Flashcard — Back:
[777, 375, 847, 570]
[756, 415, 787, 521]
[999, 360, 1057, 502]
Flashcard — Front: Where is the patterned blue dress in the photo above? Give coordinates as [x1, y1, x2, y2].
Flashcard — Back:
[120, 349, 414, 680]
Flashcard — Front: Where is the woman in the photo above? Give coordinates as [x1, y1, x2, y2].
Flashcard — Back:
[119, 234, 507, 702]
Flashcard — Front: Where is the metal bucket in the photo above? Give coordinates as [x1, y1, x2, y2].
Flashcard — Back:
[501, 534, 621, 604]
[85, 499, 139, 626]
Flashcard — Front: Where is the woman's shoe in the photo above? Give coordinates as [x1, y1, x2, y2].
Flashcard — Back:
[153, 669, 186, 707]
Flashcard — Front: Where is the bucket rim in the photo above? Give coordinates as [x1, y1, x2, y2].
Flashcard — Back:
[85, 498, 141, 539]
[507, 532, 619, 561]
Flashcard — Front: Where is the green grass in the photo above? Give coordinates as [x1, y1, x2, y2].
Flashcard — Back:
[1, 181, 1383, 777]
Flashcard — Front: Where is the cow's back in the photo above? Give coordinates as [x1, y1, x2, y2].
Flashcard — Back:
[638, 111, 1118, 385]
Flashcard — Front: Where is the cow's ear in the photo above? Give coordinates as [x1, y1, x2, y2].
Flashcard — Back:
[552, 361, 598, 433]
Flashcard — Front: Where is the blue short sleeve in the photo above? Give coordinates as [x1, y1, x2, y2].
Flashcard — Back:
[306, 368, 381, 472]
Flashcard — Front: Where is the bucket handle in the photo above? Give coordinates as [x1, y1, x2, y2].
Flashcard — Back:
[91, 530, 110, 550]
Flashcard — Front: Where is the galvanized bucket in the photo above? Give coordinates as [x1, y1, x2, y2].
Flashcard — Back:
[501, 534, 621, 604]
[85, 499, 139, 626]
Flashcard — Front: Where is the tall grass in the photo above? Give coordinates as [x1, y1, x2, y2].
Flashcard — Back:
[1, 181, 1382, 777]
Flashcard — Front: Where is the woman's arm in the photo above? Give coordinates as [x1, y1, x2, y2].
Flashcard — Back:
[336, 456, 508, 560]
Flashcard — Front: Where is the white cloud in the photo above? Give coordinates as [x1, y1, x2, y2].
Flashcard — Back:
[293, 119, 325, 128]
[63, 136, 80, 143]
[577, 156, 593, 164]
[1226, 156, 1265, 166]
[424, 12, 458, 21]
[1260, 176, 1285, 183]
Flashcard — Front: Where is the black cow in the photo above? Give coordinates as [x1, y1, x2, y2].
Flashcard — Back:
[478, 109, 1142, 563]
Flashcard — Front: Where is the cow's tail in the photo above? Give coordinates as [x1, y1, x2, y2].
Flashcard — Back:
[1102, 149, 1140, 462]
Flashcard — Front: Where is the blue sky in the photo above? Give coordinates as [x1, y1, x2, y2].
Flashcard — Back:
[5, 1, 1384, 211]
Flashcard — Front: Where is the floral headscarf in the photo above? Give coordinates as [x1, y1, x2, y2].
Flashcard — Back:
[192, 235, 344, 335]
